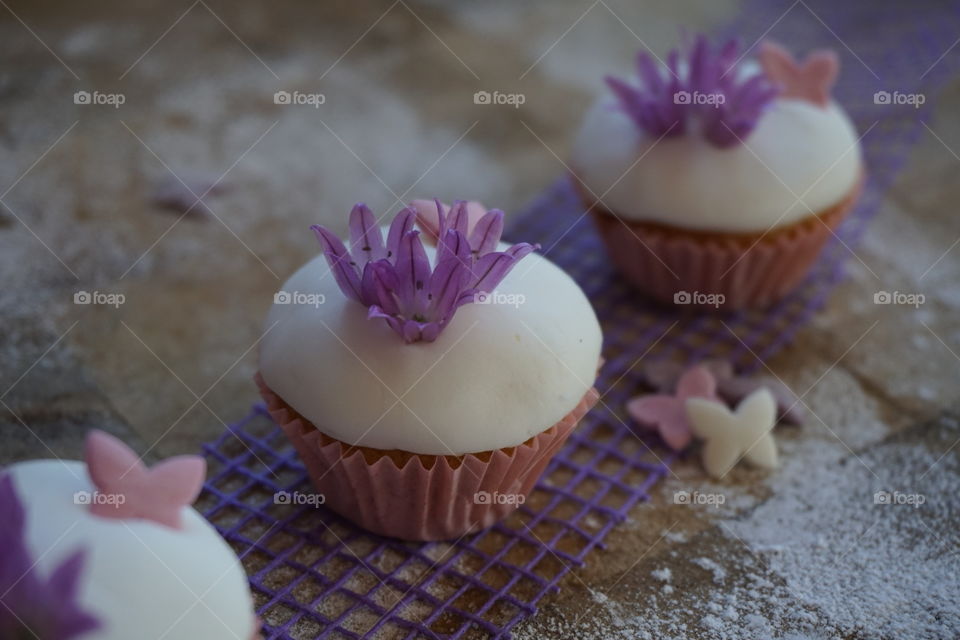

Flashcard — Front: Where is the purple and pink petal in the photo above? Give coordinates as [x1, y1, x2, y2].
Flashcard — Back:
[606, 34, 782, 147]
[311, 201, 537, 344]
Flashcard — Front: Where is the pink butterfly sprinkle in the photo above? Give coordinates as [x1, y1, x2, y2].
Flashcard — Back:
[409, 198, 489, 245]
[626, 365, 718, 451]
[759, 40, 839, 108]
[84, 430, 206, 530]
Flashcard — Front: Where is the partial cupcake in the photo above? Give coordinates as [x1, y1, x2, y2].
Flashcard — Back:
[572, 35, 864, 309]
[1, 430, 259, 640]
[258, 200, 602, 541]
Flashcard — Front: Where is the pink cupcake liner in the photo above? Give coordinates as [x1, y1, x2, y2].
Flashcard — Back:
[583, 178, 863, 309]
[256, 373, 598, 541]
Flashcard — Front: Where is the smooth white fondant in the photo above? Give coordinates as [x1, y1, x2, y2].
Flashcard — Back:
[260, 244, 603, 455]
[571, 96, 862, 232]
[8, 461, 255, 640]
[685, 388, 779, 479]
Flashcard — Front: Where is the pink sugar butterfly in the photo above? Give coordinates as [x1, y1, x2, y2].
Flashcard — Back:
[626, 365, 718, 451]
[84, 430, 206, 529]
[759, 40, 839, 108]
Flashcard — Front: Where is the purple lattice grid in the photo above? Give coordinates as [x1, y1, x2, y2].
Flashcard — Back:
[199, 2, 960, 638]
[200, 404, 671, 640]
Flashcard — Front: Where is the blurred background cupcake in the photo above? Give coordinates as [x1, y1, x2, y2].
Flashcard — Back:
[257, 201, 602, 540]
[572, 35, 863, 309]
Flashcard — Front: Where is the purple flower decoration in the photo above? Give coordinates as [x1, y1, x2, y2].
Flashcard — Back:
[606, 35, 779, 148]
[311, 201, 538, 343]
[0, 474, 100, 640]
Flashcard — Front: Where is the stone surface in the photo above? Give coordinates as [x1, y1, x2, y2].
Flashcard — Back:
[0, 1, 957, 638]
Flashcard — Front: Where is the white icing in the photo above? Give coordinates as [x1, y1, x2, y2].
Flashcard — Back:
[8, 461, 255, 640]
[260, 245, 602, 455]
[571, 96, 862, 232]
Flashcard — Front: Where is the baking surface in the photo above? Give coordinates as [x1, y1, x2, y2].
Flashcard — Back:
[1, 1, 958, 638]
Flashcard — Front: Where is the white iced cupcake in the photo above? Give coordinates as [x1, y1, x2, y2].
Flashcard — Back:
[571, 36, 864, 309]
[257, 200, 602, 540]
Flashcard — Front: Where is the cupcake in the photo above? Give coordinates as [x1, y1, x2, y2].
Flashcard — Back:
[257, 200, 602, 541]
[571, 36, 864, 309]
[1, 431, 259, 640]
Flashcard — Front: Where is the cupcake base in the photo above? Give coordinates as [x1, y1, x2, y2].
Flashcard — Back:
[583, 178, 863, 309]
[256, 373, 598, 541]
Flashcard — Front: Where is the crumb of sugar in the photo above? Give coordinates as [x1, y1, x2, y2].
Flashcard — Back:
[691, 556, 726, 584]
[650, 567, 672, 583]
[663, 530, 687, 543]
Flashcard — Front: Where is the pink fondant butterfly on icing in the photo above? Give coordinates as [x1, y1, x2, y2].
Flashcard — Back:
[84, 430, 206, 529]
[759, 40, 839, 108]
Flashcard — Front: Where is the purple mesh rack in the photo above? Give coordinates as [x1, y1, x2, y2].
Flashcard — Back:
[199, 2, 960, 638]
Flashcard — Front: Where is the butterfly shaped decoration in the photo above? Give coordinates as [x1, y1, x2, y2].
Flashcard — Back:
[759, 40, 839, 108]
[685, 388, 779, 479]
[84, 430, 206, 529]
[640, 358, 807, 426]
[626, 365, 718, 451]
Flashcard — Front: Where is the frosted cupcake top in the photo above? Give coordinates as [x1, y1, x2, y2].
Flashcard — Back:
[259, 201, 603, 455]
[572, 36, 862, 233]
[1, 432, 258, 640]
